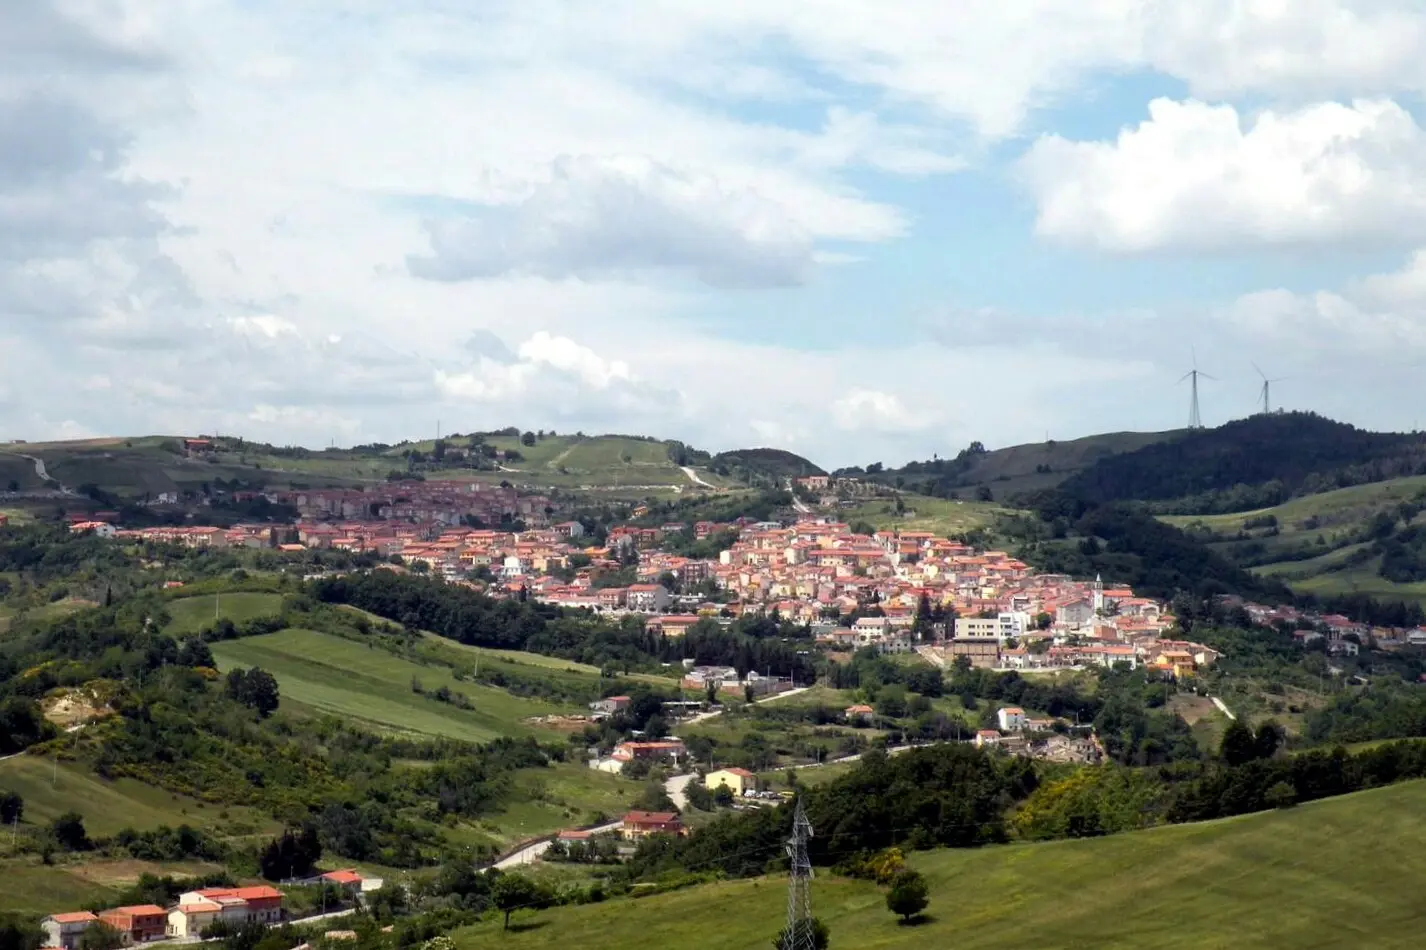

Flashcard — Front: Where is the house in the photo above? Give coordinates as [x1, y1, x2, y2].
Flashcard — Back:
[996, 706, 1026, 732]
[98, 906, 168, 945]
[320, 869, 365, 897]
[611, 739, 686, 763]
[589, 695, 632, 716]
[42, 912, 98, 949]
[183, 438, 215, 457]
[167, 902, 222, 938]
[182, 886, 283, 924]
[621, 810, 685, 840]
[553, 521, 585, 539]
[844, 703, 874, 724]
[705, 767, 756, 796]
[625, 583, 671, 613]
[973, 729, 1002, 748]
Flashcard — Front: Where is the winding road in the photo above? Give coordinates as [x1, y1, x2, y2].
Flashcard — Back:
[679, 466, 714, 489]
[492, 818, 624, 869]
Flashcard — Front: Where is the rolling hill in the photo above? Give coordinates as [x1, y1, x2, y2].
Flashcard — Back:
[860, 429, 1181, 501]
[1, 431, 731, 504]
[453, 779, 1426, 950]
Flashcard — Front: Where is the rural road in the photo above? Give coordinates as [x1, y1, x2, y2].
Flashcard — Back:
[665, 773, 696, 810]
[493, 819, 623, 869]
[679, 685, 814, 726]
[1211, 696, 1236, 720]
[786, 479, 811, 514]
[679, 466, 714, 489]
[2, 452, 68, 494]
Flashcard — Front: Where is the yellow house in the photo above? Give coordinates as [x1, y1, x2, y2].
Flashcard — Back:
[1155, 650, 1196, 679]
[705, 767, 756, 796]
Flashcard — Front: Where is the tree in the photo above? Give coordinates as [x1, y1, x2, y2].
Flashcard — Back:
[491, 872, 542, 930]
[0, 791, 21, 825]
[772, 917, 829, 950]
[885, 869, 929, 923]
[520, 431, 536, 447]
[51, 812, 89, 851]
[0, 914, 45, 950]
[1264, 781, 1297, 809]
[226, 667, 280, 718]
[77, 923, 122, 950]
[1254, 720, 1285, 760]
[1219, 719, 1258, 767]
[259, 827, 322, 880]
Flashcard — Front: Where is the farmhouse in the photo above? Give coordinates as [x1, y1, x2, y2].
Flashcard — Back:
[705, 767, 756, 796]
[621, 810, 685, 840]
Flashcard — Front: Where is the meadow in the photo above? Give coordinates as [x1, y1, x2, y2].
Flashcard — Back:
[164, 592, 286, 635]
[453, 778, 1426, 950]
[209, 628, 575, 742]
[841, 493, 1014, 539]
[0, 755, 280, 840]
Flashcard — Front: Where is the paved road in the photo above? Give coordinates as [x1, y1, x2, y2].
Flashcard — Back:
[493, 819, 623, 869]
[677, 685, 814, 727]
[1211, 696, 1236, 720]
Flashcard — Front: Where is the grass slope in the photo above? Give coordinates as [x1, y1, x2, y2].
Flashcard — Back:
[842, 493, 1014, 538]
[880, 430, 1179, 500]
[0, 756, 278, 838]
[164, 592, 285, 635]
[454, 780, 1426, 950]
[209, 628, 572, 742]
[1163, 475, 1426, 601]
[0, 860, 224, 918]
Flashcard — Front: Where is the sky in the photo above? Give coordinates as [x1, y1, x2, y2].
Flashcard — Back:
[5, 1, 1426, 468]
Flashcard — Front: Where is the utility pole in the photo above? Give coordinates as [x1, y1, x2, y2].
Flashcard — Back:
[782, 798, 816, 950]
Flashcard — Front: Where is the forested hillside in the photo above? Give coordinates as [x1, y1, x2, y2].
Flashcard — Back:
[1060, 413, 1426, 513]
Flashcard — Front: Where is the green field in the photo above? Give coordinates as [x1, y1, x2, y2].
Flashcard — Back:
[0, 859, 227, 918]
[455, 763, 636, 850]
[842, 493, 1015, 538]
[453, 779, 1426, 949]
[1162, 475, 1426, 602]
[164, 592, 285, 635]
[0, 755, 278, 839]
[0, 454, 43, 491]
[210, 628, 574, 741]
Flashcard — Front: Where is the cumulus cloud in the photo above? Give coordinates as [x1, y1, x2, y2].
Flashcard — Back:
[408, 156, 816, 288]
[1020, 97, 1426, 252]
[1224, 248, 1426, 357]
[831, 389, 933, 433]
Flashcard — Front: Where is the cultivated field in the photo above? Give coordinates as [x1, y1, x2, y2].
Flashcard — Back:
[209, 628, 576, 742]
[453, 779, 1426, 950]
[164, 592, 286, 635]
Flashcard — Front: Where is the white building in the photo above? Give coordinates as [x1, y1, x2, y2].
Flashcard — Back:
[996, 706, 1026, 732]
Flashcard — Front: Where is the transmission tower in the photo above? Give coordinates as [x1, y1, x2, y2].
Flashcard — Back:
[782, 798, 816, 950]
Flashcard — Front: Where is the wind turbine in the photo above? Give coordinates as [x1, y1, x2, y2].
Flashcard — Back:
[1179, 349, 1214, 429]
[1252, 362, 1287, 415]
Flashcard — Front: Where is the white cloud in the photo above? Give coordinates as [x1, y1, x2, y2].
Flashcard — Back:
[1021, 97, 1426, 252]
[408, 155, 818, 288]
[831, 389, 933, 433]
[1225, 248, 1426, 357]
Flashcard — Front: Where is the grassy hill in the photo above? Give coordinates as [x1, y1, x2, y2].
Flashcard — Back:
[209, 628, 576, 742]
[709, 448, 825, 485]
[1, 432, 732, 503]
[868, 430, 1179, 501]
[0, 755, 279, 839]
[453, 779, 1426, 950]
[1163, 475, 1426, 604]
[840, 493, 1014, 539]
[163, 592, 286, 635]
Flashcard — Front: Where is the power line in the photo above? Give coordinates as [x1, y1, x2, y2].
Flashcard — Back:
[782, 797, 815, 950]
